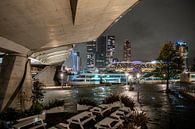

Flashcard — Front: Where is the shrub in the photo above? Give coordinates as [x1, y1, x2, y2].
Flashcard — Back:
[31, 80, 44, 105]
[31, 102, 44, 114]
[44, 99, 65, 110]
[0, 105, 45, 125]
[102, 94, 120, 104]
[78, 99, 97, 106]
[120, 111, 148, 129]
[120, 96, 135, 110]
[131, 111, 149, 127]
[0, 108, 20, 122]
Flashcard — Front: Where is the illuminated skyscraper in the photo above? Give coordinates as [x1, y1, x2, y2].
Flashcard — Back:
[86, 41, 96, 68]
[62, 49, 80, 73]
[86, 36, 115, 68]
[175, 41, 188, 70]
[106, 36, 115, 65]
[123, 40, 131, 62]
[96, 36, 106, 68]
[71, 50, 80, 73]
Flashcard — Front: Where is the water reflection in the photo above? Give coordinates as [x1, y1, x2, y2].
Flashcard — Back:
[42, 83, 195, 129]
[43, 85, 134, 111]
[43, 83, 193, 112]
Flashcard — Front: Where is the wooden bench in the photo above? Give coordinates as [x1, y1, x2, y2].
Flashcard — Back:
[67, 111, 96, 129]
[90, 104, 112, 116]
[13, 112, 46, 129]
[95, 117, 124, 129]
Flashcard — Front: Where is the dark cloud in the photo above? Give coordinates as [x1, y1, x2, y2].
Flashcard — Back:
[103, 0, 195, 64]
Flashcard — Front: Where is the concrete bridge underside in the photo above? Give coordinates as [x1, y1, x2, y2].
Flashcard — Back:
[0, 0, 139, 111]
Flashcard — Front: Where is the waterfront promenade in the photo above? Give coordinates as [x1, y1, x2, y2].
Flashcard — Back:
[43, 83, 195, 129]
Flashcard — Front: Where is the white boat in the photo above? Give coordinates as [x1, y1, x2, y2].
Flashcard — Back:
[68, 73, 126, 86]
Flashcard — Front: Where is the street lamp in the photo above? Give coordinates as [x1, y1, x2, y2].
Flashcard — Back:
[128, 74, 134, 91]
[128, 74, 133, 85]
[125, 72, 129, 86]
[136, 73, 141, 103]
[136, 73, 141, 79]
[60, 73, 64, 86]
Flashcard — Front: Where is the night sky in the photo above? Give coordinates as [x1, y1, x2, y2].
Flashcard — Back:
[76, 0, 195, 68]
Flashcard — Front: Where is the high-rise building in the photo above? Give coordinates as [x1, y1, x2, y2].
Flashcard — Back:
[95, 36, 106, 68]
[86, 36, 115, 69]
[62, 48, 80, 74]
[71, 50, 80, 73]
[123, 40, 131, 62]
[86, 41, 96, 68]
[175, 41, 188, 70]
[106, 36, 115, 65]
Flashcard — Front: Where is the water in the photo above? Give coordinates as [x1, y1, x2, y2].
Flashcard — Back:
[43, 83, 195, 129]
[43, 85, 136, 111]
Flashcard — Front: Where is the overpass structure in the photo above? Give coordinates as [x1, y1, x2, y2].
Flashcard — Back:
[0, 0, 139, 111]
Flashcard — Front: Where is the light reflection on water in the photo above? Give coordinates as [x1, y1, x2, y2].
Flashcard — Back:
[43, 83, 195, 129]
[43, 90, 73, 104]
[43, 85, 133, 111]
[156, 83, 166, 91]
[43, 83, 188, 112]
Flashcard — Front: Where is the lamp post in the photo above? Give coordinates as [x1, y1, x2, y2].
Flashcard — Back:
[128, 74, 134, 91]
[125, 72, 129, 86]
[136, 73, 141, 103]
[128, 75, 133, 85]
[60, 73, 64, 87]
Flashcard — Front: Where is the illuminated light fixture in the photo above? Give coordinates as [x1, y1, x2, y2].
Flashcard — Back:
[128, 75, 133, 80]
[151, 60, 157, 64]
[136, 73, 141, 78]
[60, 73, 64, 78]
[125, 72, 129, 76]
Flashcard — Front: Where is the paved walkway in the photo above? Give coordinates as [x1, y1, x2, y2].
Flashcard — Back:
[137, 83, 195, 129]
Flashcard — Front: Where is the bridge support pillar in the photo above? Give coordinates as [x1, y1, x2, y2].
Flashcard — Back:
[0, 54, 32, 112]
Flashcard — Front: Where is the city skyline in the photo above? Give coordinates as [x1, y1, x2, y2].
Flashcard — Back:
[74, 0, 195, 68]
[102, 0, 195, 64]
[1, 1, 195, 128]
